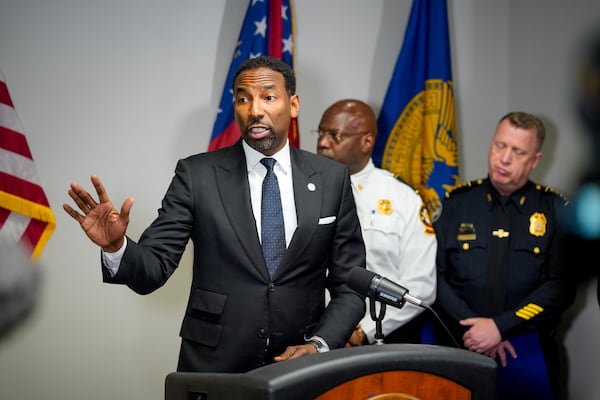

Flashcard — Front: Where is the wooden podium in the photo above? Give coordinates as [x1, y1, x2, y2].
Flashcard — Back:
[165, 344, 497, 400]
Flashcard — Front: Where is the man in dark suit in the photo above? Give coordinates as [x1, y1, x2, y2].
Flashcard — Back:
[63, 56, 366, 373]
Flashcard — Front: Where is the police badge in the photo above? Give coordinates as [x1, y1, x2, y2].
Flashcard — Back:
[529, 212, 547, 237]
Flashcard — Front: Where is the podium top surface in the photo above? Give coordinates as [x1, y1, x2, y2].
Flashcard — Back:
[165, 344, 497, 400]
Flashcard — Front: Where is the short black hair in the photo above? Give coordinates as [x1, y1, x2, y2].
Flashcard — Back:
[232, 56, 296, 95]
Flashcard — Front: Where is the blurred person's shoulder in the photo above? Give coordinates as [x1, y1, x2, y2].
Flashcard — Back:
[0, 238, 41, 338]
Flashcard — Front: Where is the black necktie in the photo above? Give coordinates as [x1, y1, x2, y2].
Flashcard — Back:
[483, 197, 511, 316]
[260, 158, 285, 278]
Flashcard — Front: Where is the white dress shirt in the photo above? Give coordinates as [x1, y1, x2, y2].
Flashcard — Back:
[351, 159, 437, 342]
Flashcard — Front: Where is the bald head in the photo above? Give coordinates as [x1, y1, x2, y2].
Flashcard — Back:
[321, 99, 377, 136]
[317, 99, 377, 174]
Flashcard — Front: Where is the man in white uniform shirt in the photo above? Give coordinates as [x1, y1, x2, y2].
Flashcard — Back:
[316, 99, 437, 344]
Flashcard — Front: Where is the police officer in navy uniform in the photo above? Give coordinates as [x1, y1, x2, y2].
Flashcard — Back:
[433, 111, 576, 400]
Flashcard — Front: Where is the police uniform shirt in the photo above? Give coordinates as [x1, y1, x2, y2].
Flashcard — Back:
[350, 159, 437, 342]
[435, 177, 575, 339]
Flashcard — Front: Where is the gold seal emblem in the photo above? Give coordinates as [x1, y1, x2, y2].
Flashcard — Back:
[377, 199, 392, 215]
[529, 212, 547, 237]
[381, 79, 459, 222]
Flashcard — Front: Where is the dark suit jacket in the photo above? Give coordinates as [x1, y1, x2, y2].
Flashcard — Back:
[103, 139, 366, 373]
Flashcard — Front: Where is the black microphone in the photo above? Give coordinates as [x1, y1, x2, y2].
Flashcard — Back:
[348, 267, 461, 348]
[347, 267, 424, 308]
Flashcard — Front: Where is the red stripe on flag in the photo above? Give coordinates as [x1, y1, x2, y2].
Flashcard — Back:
[268, 0, 283, 58]
[0, 207, 9, 227]
[269, 0, 298, 147]
[288, 117, 299, 148]
[20, 217, 46, 253]
[0, 171, 50, 206]
[0, 80, 15, 107]
[0, 126, 33, 159]
[207, 121, 241, 152]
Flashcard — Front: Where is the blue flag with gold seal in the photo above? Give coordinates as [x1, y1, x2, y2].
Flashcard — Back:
[373, 0, 458, 222]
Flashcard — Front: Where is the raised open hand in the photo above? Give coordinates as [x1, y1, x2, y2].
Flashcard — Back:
[63, 174, 134, 252]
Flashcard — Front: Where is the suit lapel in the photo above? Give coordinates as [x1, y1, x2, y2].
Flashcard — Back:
[215, 141, 268, 278]
[276, 148, 322, 275]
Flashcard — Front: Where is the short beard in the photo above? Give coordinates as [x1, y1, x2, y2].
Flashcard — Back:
[247, 133, 276, 153]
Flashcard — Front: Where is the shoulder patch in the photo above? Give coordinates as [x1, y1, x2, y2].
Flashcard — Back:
[535, 184, 569, 205]
[419, 204, 435, 235]
[445, 179, 483, 198]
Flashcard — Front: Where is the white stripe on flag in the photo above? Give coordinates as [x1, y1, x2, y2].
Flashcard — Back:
[0, 211, 30, 243]
[0, 147, 40, 184]
[0, 102, 24, 133]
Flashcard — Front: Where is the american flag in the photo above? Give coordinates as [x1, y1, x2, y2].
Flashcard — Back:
[0, 71, 56, 261]
[208, 0, 299, 151]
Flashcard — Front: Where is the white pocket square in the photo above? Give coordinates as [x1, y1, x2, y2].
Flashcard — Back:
[318, 216, 336, 225]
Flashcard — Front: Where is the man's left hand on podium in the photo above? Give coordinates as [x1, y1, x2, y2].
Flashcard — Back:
[345, 325, 367, 347]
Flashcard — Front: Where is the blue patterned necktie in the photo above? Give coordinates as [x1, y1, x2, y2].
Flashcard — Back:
[260, 158, 285, 278]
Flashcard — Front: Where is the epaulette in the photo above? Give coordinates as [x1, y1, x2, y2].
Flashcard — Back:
[535, 184, 569, 205]
[444, 179, 484, 198]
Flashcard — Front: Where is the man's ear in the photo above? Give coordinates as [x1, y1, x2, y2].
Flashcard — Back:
[290, 94, 300, 118]
[363, 132, 375, 152]
[532, 151, 543, 169]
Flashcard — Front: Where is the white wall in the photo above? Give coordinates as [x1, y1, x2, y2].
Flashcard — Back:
[0, 1, 598, 399]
